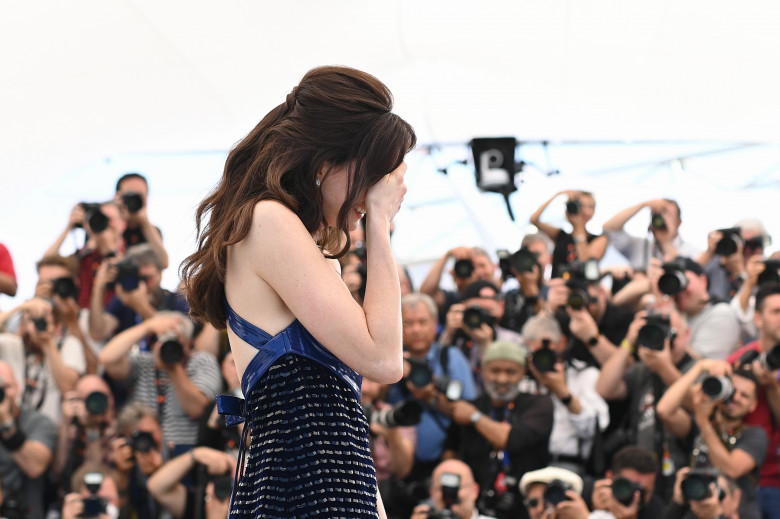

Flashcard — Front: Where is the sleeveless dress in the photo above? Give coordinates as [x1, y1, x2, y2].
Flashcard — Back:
[216, 300, 379, 518]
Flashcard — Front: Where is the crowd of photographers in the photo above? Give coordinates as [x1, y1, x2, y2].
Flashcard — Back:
[1, 180, 779, 519]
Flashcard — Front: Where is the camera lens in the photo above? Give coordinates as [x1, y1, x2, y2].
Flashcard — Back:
[544, 480, 571, 506]
[636, 323, 666, 351]
[510, 248, 537, 273]
[159, 340, 184, 365]
[701, 376, 735, 401]
[121, 192, 144, 214]
[764, 344, 780, 370]
[407, 359, 433, 387]
[131, 431, 157, 453]
[567, 289, 588, 310]
[462, 306, 487, 329]
[658, 270, 688, 295]
[650, 213, 666, 229]
[565, 200, 580, 215]
[715, 236, 738, 256]
[453, 259, 475, 279]
[532, 348, 558, 372]
[84, 391, 109, 415]
[611, 477, 640, 507]
[52, 277, 78, 299]
[681, 474, 711, 501]
[88, 210, 109, 234]
[32, 317, 48, 332]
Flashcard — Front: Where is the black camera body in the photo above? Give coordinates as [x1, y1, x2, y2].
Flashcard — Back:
[121, 192, 144, 214]
[611, 476, 645, 507]
[650, 213, 666, 230]
[209, 473, 234, 501]
[406, 358, 463, 401]
[32, 316, 48, 332]
[658, 258, 689, 296]
[562, 260, 599, 310]
[738, 344, 780, 371]
[566, 199, 581, 216]
[636, 312, 673, 351]
[531, 339, 558, 373]
[544, 479, 573, 506]
[79, 202, 110, 233]
[112, 257, 142, 292]
[453, 259, 475, 280]
[362, 400, 423, 428]
[52, 277, 78, 300]
[462, 306, 496, 329]
[82, 472, 107, 518]
[130, 430, 157, 453]
[681, 469, 723, 502]
[497, 247, 538, 278]
[758, 259, 780, 286]
[426, 472, 461, 518]
[159, 339, 185, 365]
[715, 228, 743, 256]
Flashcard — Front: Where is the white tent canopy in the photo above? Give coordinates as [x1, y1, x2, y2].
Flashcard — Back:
[3, 0, 780, 303]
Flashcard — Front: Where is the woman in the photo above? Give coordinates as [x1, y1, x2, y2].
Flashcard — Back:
[182, 66, 416, 518]
[530, 189, 608, 278]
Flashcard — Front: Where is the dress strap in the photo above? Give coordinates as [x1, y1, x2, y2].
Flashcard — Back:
[224, 298, 271, 349]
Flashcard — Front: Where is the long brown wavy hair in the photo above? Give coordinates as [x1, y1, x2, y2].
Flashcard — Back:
[181, 66, 416, 328]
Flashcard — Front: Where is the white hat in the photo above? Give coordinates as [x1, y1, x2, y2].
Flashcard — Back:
[519, 466, 584, 497]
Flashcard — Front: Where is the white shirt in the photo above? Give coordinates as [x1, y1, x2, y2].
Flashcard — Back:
[607, 229, 700, 270]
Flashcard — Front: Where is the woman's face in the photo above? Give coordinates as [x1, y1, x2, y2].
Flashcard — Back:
[319, 164, 367, 231]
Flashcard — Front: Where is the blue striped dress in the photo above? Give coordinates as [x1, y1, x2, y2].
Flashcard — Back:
[218, 301, 378, 518]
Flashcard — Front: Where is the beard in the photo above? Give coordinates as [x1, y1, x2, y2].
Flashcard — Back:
[483, 380, 520, 403]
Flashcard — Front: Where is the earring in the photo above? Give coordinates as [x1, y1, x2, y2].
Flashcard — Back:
[315, 178, 321, 187]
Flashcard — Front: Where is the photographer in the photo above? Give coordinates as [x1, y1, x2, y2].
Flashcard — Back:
[146, 446, 235, 519]
[519, 467, 589, 519]
[99, 312, 222, 455]
[590, 446, 665, 519]
[410, 459, 495, 519]
[89, 244, 190, 343]
[602, 198, 699, 271]
[420, 246, 500, 325]
[664, 466, 742, 519]
[727, 283, 780, 518]
[386, 294, 476, 512]
[530, 190, 609, 279]
[60, 463, 121, 519]
[730, 254, 780, 342]
[654, 257, 740, 360]
[656, 360, 765, 519]
[114, 173, 169, 270]
[111, 402, 166, 519]
[439, 280, 523, 385]
[52, 375, 117, 496]
[44, 201, 126, 309]
[0, 296, 86, 424]
[496, 236, 551, 333]
[0, 360, 57, 519]
[596, 309, 696, 500]
[444, 340, 553, 519]
[521, 314, 610, 475]
[696, 219, 769, 303]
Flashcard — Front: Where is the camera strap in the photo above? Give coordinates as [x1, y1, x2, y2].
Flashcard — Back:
[154, 369, 168, 419]
[22, 354, 48, 412]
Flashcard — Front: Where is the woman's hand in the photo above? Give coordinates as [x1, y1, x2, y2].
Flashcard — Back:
[366, 162, 407, 225]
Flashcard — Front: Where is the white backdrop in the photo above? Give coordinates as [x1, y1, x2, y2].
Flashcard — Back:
[2, 0, 780, 306]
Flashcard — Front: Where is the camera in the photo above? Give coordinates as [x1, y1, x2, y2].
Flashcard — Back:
[130, 430, 157, 453]
[611, 477, 645, 507]
[462, 306, 496, 329]
[544, 479, 573, 506]
[715, 228, 743, 256]
[84, 391, 109, 415]
[362, 400, 423, 428]
[658, 258, 689, 296]
[52, 277, 78, 300]
[497, 247, 538, 278]
[405, 359, 463, 401]
[158, 330, 185, 365]
[209, 473, 234, 501]
[121, 192, 144, 214]
[758, 259, 780, 286]
[562, 260, 599, 310]
[566, 199, 581, 216]
[681, 469, 723, 502]
[112, 257, 142, 292]
[650, 213, 666, 230]
[453, 259, 475, 280]
[78, 202, 110, 233]
[32, 316, 48, 332]
[82, 472, 107, 517]
[531, 339, 558, 373]
[737, 345, 780, 371]
[426, 472, 461, 519]
[701, 375, 735, 402]
[636, 312, 673, 351]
